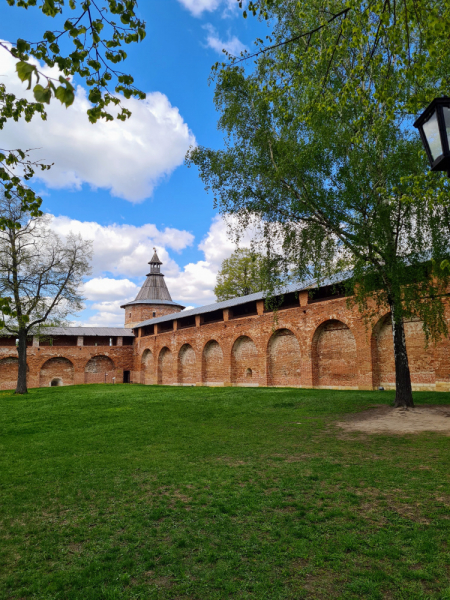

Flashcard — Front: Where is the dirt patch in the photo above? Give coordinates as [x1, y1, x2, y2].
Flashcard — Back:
[337, 405, 450, 435]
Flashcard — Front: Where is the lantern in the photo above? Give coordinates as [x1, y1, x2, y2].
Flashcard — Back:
[413, 97, 450, 175]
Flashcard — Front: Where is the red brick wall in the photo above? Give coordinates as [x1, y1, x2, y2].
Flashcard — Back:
[40, 357, 74, 387]
[158, 347, 173, 384]
[202, 340, 224, 384]
[0, 344, 134, 390]
[231, 336, 259, 385]
[373, 316, 437, 390]
[124, 304, 182, 328]
[312, 320, 358, 388]
[133, 296, 450, 392]
[141, 348, 155, 385]
[267, 329, 301, 387]
[2, 292, 449, 392]
[178, 344, 196, 385]
[0, 357, 20, 390]
[85, 355, 115, 384]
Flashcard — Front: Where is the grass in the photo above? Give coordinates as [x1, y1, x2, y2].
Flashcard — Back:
[1, 384, 450, 599]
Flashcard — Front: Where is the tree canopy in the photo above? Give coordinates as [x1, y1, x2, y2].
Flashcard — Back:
[0, 193, 92, 394]
[188, 0, 450, 407]
[0, 0, 146, 228]
[214, 248, 268, 301]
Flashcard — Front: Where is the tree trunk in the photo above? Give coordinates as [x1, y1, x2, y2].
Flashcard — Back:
[390, 303, 414, 408]
[15, 328, 28, 395]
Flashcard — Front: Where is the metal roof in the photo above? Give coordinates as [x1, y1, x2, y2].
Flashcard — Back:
[120, 299, 185, 308]
[36, 327, 135, 337]
[135, 271, 352, 330]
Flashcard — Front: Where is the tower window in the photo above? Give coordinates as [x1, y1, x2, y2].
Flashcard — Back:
[153, 311, 156, 317]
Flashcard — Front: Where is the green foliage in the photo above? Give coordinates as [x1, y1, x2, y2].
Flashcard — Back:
[0, 0, 146, 312]
[214, 248, 268, 301]
[1, 384, 450, 597]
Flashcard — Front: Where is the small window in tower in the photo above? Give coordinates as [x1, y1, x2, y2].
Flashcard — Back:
[129, 312, 131, 318]
[153, 311, 156, 317]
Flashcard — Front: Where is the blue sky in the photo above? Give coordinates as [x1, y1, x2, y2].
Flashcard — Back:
[0, 0, 267, 326]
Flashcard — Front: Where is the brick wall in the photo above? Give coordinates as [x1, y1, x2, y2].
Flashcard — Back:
[124, 303, 182, 328]
[2, 292, 449, 392]
[0, 344, 134, 390]
[133, 296, 450, 392]
[267, 329, 302, 387]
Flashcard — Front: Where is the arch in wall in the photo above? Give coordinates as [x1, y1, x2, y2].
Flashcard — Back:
[0, 356, 21, 390]
[312, 319, 357, 388]
[202, 340, 224, 385]
[85, 355, 115, 384]
[40, 357, 74, 387]
[267, 329, 301, 387]
[178, 344, 196, 385]
[141, 349, 154, 385]
[158, 347, 173, 385]
[372, 314, 435, 390]
[231, 335, 258, 385]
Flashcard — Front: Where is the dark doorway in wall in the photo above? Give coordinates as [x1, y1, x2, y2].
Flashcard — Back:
[123, 370, 130, 384]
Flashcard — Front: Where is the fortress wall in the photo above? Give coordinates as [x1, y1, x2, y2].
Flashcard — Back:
[0, 344, 134, 390]
[2, 294, 449, 392]
[134, 296, 450, 392]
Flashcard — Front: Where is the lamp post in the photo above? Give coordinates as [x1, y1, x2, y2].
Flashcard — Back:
[414, 97, 450, 176]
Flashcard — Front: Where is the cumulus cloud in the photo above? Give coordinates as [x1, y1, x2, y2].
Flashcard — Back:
[166, 215, 254, 305]
[0, 43, 195, 202]
[51, 214, 254, 326]
[178, 0, 238, 17]
[203, 24, 248, 56]
[83, 278, 139, 302]
[49, 215, 194, 277]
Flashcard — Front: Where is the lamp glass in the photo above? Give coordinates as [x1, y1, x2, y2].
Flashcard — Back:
[443, 107, 450, 150]
[422, 109, 442, 160]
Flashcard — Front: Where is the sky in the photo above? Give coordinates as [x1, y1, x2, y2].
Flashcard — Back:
[0, 0, 268, 326]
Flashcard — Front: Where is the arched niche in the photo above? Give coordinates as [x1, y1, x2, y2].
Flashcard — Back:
[231, 335, 258, 385]
[267, 329, 301, 387]
[178, 344, 196, 385]
[85, 355, 115, 384]
[372, 315, 435, 390]
[158, 347, 173, 385]
[0, 357, 20, 390]
[141, 349, 154, 385]
[312, 320, 357, 388]
[202, 340, 224, 385]
[40, 357, 74, 387]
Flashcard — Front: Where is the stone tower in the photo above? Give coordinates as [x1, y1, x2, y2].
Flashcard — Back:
[121, 249, 185, 328]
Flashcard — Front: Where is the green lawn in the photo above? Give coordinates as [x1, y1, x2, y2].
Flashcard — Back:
[1, 385, 450, 599]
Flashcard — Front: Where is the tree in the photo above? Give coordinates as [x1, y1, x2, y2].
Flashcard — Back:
[187, 5, 450, 408]
[0, 0, 145, 319]
[0, 0, 146, 228]
[230, 0, 450, 120]
[215, 248, 268, 301]
[0, 194, 93, 394]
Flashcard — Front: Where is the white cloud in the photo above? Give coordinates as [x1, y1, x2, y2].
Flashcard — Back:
[83, 278, 139, 302]
[178, 0, 239, 17]
[166, 215, 254, 305]
[49, 215, 194, 277]
[203, 24, 248, 56]
[51, 214, 253, 326]
[0, 43, 195, 202]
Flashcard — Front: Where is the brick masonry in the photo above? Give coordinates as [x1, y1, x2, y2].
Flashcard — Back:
[132, 296, 450, 392]
[1, 294, 449, 391]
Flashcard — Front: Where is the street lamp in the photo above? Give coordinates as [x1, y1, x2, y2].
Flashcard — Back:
[414, 97, 450, 176]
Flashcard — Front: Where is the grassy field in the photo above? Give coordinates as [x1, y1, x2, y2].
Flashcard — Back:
[1, 384, 450, 600]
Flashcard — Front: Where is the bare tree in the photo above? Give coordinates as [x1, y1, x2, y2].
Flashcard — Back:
[0, 194, 92, 394]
